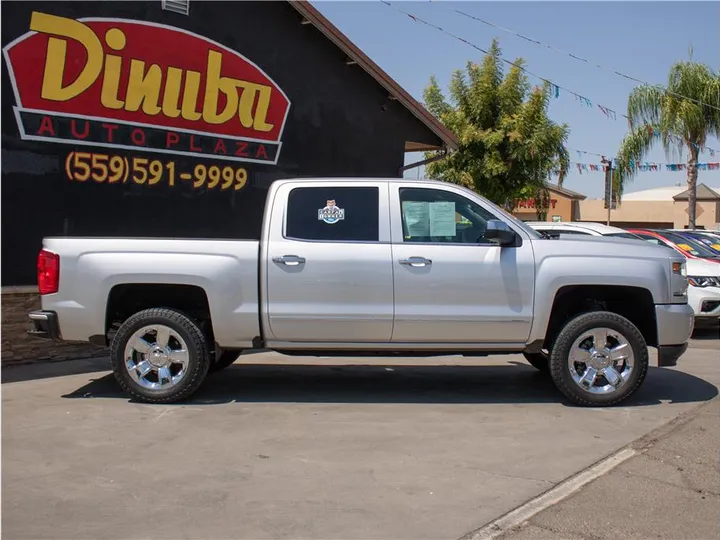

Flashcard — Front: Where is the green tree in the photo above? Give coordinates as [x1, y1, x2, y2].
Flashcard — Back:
[422, 39, 570, 214]
[614, 61, 720, 227]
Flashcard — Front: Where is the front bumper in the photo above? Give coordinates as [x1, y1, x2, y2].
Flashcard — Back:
[27, 310, 61, 341]
[654, 303, 694, 367]
[657, 343, 688, 367]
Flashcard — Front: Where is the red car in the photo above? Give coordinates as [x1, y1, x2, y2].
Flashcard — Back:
[628, 229, 720, 264]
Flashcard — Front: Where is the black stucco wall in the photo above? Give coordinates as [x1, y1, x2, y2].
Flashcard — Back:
[1, 1, 440, 285]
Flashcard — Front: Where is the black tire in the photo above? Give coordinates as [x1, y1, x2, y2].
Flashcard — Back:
[209, 350, 240, 373]
[523, 351, 549, 372]
[549, 311, 649, 407]
[110, 308, 211, 403]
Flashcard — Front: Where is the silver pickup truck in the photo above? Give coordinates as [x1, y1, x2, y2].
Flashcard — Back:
[29, 178, 694, 406]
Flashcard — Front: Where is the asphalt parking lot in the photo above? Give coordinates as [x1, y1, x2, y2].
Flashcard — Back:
[2, 329, 718, 540]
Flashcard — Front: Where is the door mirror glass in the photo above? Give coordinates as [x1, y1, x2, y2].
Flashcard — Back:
[485, 219, 517, 246]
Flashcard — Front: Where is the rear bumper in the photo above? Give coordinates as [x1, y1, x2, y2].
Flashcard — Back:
[654, 303, 694, 367]
[27, 310, 61, 341]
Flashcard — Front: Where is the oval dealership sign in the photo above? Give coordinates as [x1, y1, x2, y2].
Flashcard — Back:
[3, 12, 291, 164]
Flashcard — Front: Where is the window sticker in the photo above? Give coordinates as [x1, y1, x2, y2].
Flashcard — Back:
[402, 201, 430, 236]
[429, 201, 456, 236]
[676, 243, 700, 256]
[317, 199, 345, 224]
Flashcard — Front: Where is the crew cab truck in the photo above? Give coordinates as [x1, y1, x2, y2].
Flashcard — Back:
[29, 178, 694, 406]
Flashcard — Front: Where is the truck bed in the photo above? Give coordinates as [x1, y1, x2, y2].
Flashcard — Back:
[40, 237, 261, 348]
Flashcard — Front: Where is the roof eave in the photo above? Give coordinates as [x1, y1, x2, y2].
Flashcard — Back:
[289, 0, 459, 152]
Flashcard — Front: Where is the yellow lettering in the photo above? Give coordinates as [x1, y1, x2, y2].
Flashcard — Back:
[181, 70, 202, 121]
[162, 67, 183, 119]
[28, 12, 279, 132]
[202, 50, 239, 124]
[238, 83, 274, 132]
[125, 59, 162, 115]
[30, 12, 103, 102]
[101, 54, 125, 109]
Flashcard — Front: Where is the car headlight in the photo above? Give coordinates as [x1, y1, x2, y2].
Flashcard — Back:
[688, 276, 720, 287]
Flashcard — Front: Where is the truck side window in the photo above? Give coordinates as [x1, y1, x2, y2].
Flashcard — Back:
[399, 187, 500, 244]
[286, 186, 379, 242]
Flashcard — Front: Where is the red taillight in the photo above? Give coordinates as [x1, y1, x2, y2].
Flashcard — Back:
[37, 249, 59, 295]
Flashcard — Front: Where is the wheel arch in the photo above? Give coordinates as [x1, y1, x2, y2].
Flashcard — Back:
[536, 284, 658, 351]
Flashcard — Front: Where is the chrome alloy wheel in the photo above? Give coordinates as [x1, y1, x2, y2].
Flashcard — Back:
[567, 327, 634, 395]
[124, 325, 190, 390]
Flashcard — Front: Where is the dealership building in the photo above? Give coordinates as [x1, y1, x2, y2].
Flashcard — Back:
[578, 183, 720, 230]
[1, 0, 457, 362]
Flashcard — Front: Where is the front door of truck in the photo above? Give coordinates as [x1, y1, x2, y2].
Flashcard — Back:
[263, 182, 394, 344]
[390, 184, 535, 344]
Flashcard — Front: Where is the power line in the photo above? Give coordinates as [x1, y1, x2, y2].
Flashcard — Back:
[379, 1, 719, 156]
[380, 1, 623, 119]
[434, 1, 720, 112]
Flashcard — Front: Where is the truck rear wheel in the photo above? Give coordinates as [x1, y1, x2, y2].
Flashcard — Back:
[110, 308, 211, 403]
[549, 311, 648, 407]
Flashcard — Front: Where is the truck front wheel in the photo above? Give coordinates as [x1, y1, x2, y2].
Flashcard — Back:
[110, 308, 211, 403]
[549, 311, 649, 407]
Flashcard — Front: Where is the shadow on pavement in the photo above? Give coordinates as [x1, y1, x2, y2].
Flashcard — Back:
[1, 356, 111, 384]
[61, 362, 718, 407]
[1, 350, 271, 384]
[691, 326, 719, 340]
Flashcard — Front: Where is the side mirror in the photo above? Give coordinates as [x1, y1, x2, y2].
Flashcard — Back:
[485, 219, 517, 246]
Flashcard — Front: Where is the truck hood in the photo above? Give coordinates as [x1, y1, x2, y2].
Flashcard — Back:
[530, 235, 684, 264]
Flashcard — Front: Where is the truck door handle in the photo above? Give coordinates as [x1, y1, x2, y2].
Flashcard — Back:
[399, 257, 432, 267]
[273, 255, 306, 266]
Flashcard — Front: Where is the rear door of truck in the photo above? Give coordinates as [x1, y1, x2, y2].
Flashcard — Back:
[262, 181, 394, 344]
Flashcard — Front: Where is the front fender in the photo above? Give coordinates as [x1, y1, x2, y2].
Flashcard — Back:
[527, 255, 668, 344]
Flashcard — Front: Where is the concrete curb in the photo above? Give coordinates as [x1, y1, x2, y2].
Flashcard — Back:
[459, 396, 720, 540]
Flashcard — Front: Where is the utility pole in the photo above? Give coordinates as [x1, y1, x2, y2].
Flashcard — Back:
[601, 156, 614, 226]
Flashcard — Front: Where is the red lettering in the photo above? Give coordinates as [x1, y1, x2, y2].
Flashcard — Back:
[37, 116, 55, 136]
[550, 199, 557, 209]
[235, 141, 249, 157]
[255, 144, 268, 160]
[131, 128, 146, 146]
[70, 119, 89, 139]
[189, 135, 201, 152]
[214, 139, 227, 155]
[102, 123, 119, 143]
[166, 131, 180, 149]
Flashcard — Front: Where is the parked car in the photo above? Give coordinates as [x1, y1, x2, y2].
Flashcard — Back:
[683, 261, 720, 326]
[29, 178, 694, 407]
[526, 221, 645, 240]
[629, 230, 720, 325]
[627, 229, 720, 264]
[669, 229, 720, 254]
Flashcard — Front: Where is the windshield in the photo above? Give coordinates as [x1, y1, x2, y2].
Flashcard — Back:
[686, 233, 720, 253]
[606, 232, 643, 240]
[662, 230, 720, 258]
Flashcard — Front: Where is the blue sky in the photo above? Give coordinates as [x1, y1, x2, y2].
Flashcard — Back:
[312, 0, 720, 198]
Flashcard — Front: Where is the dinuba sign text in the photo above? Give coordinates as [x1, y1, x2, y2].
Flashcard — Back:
[3, 12, 291, 164]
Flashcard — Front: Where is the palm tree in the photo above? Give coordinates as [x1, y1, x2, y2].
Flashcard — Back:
[614, 61, 720, 228]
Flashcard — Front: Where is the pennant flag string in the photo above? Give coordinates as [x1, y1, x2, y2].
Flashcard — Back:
[380, 1, 720, 157]
[568, 161, 720, 175]
[432, 1, 720, 112]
